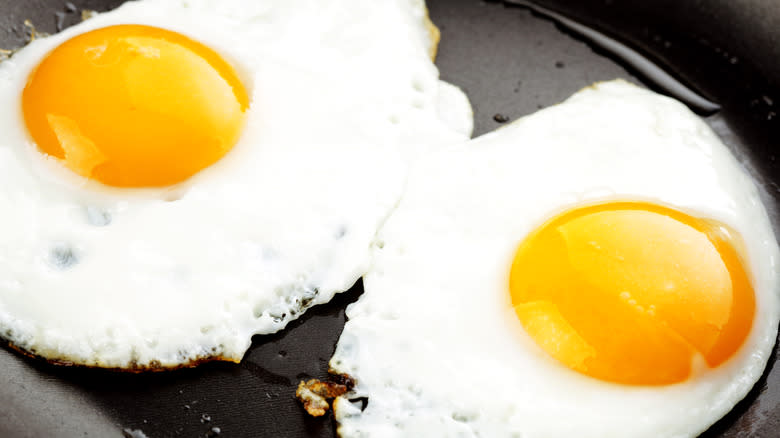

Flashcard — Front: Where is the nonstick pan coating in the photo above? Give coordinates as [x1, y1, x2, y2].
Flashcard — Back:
[0, 0, 777, 437]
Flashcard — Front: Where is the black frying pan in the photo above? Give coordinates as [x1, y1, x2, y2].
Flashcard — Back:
[0, 1, 777, 437]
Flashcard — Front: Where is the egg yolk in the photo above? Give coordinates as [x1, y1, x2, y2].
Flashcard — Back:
[509, 202, 754, 385]
[22, 25, 249, 187]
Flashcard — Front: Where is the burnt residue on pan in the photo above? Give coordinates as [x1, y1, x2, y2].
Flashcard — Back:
[296, 374, 356, 417]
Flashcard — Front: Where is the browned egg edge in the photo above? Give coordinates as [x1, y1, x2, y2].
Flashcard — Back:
[2, 338, 240, 373]
[424, 6, 441, 61]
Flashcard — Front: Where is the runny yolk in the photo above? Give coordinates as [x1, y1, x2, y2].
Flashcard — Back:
[22, 25, 249, 187]
[509, 202, 755, 385]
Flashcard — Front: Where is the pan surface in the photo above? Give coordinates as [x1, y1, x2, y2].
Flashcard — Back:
[0, 1, 777, 437]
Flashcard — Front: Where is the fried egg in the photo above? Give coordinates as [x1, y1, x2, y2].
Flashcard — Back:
[0, 0, 473, 369]
[330, 80, 779, 437]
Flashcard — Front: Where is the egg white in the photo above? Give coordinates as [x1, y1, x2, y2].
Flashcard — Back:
[0, 0, 473, 368]
[330, 80, 779, 438]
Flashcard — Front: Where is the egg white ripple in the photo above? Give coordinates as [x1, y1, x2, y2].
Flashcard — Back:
[330, 80, 779, 438]
[0, 0, 473, 368]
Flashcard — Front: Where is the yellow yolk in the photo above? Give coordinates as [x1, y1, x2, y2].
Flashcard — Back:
[22, 25, 249, 187]
[509, 202, 755, 385]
